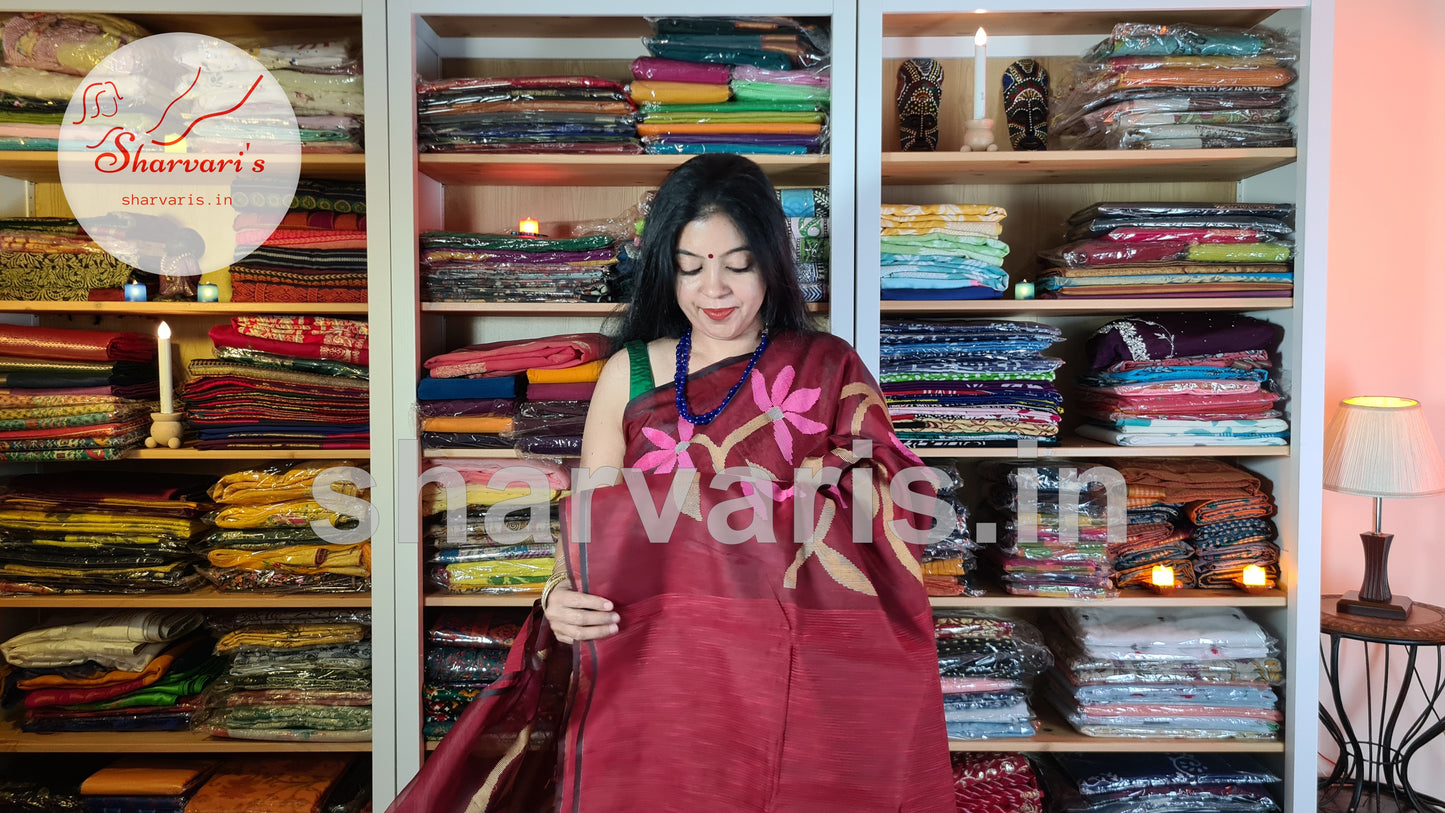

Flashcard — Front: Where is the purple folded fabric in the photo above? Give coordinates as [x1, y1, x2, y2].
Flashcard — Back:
[732, 65, 831, 87]
[631, 56, 731, 85]
[1085, 312, 1283, 370]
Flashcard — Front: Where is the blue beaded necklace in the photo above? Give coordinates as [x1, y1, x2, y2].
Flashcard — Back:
[674, 327, 770, 426]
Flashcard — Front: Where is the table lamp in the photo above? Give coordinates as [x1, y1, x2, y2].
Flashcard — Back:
[1323, 396, 1445, 620]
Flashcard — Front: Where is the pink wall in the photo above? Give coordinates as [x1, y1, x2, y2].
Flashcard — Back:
[1323, 0, 1445, 791]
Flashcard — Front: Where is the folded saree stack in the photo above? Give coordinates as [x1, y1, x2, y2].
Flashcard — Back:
[420, 231, 619, 303]
[78, 757, 219, 812]
[1111, 457, 1280, 589]
[979, 462, 1116, 598]
[229, 180, 369, 303]
[1040, 753, 1282, 813]
[0, 611, 225, 733]
[1037, 202, 1295, 299]
[195, 461, 371, 593]
[1076, 313, 1288, 446]
[1051, 22, 1297, 149]
[0, 471, 214, 595]
[920, 466, 979, 597]
[880, 320, 1063, 447]
[631, 17, 830, 155]
[419, 332, 609, 456]
[935, 612, 1051, 740]
[778, 187, 830, 302]
[422, 609, 529, 740]
[0, 323, 158, 461]
[241, 33, 364, 153]
[0, 12, 146, 150]
[181, 316, 369, 449]
[879, 204, 1009, 300]
[423, 458, 564, 595]
[183, 756, 362, 813]
[950, 753, 1044, 813]
[0, 217, 137, 301]
[418, 75, 640, 154]
[202, 610, 372, 742]
[1041, 607, 1284, 740]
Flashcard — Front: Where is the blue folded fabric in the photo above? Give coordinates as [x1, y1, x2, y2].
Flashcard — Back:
[417, 375, 521, 400]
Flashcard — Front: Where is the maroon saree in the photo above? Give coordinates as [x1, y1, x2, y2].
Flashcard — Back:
[390, 330, 952, 812]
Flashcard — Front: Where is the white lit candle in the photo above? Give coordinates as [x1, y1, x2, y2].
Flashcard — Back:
[973, 27, 988, 120]
[157, 321, 173, 414]
[1242, 565, 1268, 587]
[1014, 280, 1035, 300]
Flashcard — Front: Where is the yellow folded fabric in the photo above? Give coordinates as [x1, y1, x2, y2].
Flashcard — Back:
[0, 509, 206, 538]
[419, 416, 515, 434]
[208, 461, 366, 505]
[526, 359, 606, 384]
[628, 80, 732, 104]
[81, 757, 220, 796]
[211, 500, 357, 530]
[880, 203, 1008, 221]
[214, 623, 368, 653]
[880, 223, 1004, 238]
[207, 544, 371, 576]
[443, 558, 555, 586]
[422, 483, 562, 512]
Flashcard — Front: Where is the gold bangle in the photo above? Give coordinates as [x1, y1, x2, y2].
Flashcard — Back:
[540, 572, 568, 610]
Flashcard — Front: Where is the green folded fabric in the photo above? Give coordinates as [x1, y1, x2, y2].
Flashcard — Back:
[1186, 242, 1293, 262]
[730, 79, 831, 103]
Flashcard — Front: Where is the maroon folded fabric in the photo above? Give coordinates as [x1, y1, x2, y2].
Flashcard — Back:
[524, 382, 596, 401]
[424, 333, 610, 378]
[0, 325, 156, 362]
[631, 56, 731, 84]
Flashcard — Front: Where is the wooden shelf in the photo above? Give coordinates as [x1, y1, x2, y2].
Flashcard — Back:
[908, 440, 1289, 459]
[885, 10, 1278, 39]
[424, 593, 539, 607]
[946, 704, 1284, 753]
[419, 15, 652, 39]
[880, 148, 1296, 186]
[0, 587, 371, 609]
[417, 154, 830, 187]
[0, 722, 371, 754]
[881, 298, 1293, 315]
[422, 449, 522, 459]
[121, 448, 370, 460]
[0, 153, 364, 184]
[0, 302, 368, 316]
[930, 587, 1286, 609]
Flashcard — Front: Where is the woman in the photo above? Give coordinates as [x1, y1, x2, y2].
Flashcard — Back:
[391, 154, 952, 812]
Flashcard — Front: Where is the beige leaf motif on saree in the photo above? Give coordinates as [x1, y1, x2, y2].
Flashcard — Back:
[782, 501, 878, 596]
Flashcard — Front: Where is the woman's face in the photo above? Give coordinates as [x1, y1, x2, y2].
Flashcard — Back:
[674, 213, 766, 347]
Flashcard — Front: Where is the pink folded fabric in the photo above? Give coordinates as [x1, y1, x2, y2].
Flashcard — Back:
[424, 333, 610, 379]
[424, 458, 571, 490]
[524, 382, 596, 401]
[732, 65, 832, 87]
[631, 56, 731, 85]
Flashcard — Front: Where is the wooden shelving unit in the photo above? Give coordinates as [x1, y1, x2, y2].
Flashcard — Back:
[0, 153, 365, 184]
[908, 441, 1292, 459]
[420, 588, 1285, 609]
[0, 302, 369, 316]
[0, 722, 372, 754]
[0, 587, 372, 609]
[881, 298, 1294, 315]
[418, 153, 830, 187]
[880, 148, 1297, 185]
[946, 705, 1286, 754]
[120, 448, 370, 460]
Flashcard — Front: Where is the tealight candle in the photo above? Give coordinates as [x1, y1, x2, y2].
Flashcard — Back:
[1014, 280, 1035, 300]
[518, 217, 540, 237]
[1147, 564, 1178, 595]
[197, 284, 220, 303]
[1242, 565, 1267, 587]
[124, 282, 147, 302]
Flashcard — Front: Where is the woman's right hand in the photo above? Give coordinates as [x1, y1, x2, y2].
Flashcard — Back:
[545, 584, 620, 645]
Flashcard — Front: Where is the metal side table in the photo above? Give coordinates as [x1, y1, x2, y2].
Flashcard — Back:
[1320, 595, 1445, 812]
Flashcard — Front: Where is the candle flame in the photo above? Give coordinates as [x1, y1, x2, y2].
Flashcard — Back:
[519, 217, 540, 236]
[1242, 565, 1267, 587]
[975, 27, 987, 46]
[1151, 565, 1175, 587]
[157, 321, 171, 340]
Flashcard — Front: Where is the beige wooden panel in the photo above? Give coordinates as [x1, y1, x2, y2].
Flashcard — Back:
[883, 56, 1080, 153]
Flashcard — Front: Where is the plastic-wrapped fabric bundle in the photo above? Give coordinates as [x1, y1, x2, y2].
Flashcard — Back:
[950, 753, 1044, 813]
[202, 611, 372, 742]
[934, 612, 1051, 740]
[1051, 23, 1298, 150]
[1039, 752, 1281, 812]
[1042, 608, 1283, 740]
[879, 204, 1009, 300]
[422, 609, 529, 740]
[1035, 201, 1295, 299]
[633, 18, 832, 156]
[418, 76, 641, 154]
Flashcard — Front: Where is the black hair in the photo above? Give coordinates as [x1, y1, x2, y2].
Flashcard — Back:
[611, 154, 816, 345]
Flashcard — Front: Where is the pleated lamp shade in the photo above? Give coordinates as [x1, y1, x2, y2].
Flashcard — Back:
[1323, 396, 1445, 498]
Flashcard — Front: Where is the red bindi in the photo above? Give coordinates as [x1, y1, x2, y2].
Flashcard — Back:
[707, 253, 714, 258]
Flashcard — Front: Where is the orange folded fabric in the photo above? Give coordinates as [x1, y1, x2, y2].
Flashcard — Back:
[637, 122, 822, 136]
[81, 757, 219, 796]
[18, 637, 196, 692]
[525, 359, 606, 384]
[420, 416, 515, 434]
[628, 80, 732, 104]
[183, 756, 353, 813]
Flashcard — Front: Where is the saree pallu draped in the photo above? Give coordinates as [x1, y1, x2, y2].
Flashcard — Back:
[390, 331, 952, 812]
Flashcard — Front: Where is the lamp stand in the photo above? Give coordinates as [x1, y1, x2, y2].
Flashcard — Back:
[1338, 497, 1412, 620]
